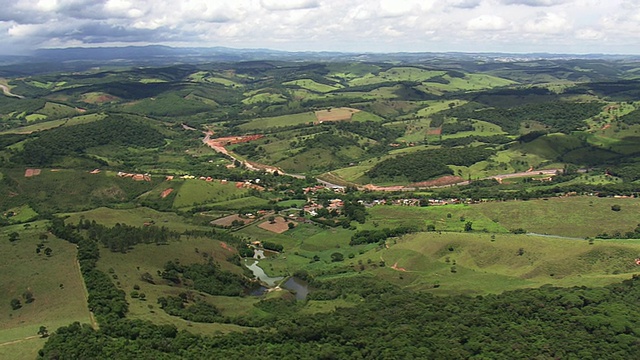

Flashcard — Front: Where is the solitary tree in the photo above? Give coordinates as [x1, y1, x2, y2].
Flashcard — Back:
[23, 290, 34, 304]
[44, 247, 53, 256]
[38, 326, 48, 338]
[10, 298, 21, 310]
[9, 232, 19, 242]
[464, 221, 473, 232]
[330, 252, 344, 262]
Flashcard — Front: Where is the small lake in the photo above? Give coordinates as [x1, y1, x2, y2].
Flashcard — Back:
[244, 259, 283, 287]
[281, 277, 309, 300]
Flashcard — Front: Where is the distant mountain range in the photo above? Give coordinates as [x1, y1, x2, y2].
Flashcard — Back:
[1, 45, 639, 75]
[0, 45, 640, 65]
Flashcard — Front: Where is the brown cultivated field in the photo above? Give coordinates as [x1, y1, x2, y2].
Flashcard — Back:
[257, 217, 295, 233]
[315, 107, 360, 123]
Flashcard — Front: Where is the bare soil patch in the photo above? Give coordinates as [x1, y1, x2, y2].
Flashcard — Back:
[409, 175, 464, 188]
[258, 217, 294, 233]
[160, 188, 174, 199]
[427, 127, 442, 135]
[24, 168, 41, 177]
[315, 107, 360, 123]
[220, 242, 234, 252]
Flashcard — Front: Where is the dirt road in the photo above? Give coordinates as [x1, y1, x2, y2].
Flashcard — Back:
[0, 84, 24, 98]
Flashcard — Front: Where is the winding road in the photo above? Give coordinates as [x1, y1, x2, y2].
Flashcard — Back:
[0, 84, 24, 98]
[200, 130, 581, 191]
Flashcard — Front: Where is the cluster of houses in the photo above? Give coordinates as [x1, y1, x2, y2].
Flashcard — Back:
[165, 174, 266, 191]
[116, 171, 151, 181]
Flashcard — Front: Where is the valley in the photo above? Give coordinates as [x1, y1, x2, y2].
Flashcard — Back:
[1, 54, 640, 358]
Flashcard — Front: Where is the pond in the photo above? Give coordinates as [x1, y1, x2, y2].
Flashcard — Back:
[281, 277, 309, 300]
[244, 259, 283, 287]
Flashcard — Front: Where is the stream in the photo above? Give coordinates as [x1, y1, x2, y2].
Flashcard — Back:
[244, 258, 310, 299]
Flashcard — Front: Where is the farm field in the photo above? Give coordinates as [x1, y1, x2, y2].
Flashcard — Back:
[61, 206, 208, 232]
[238, 112, 316, 130]
[0, 223, 93, 358]
[172, 180, 250, 209]
[96, 238, 256, 335]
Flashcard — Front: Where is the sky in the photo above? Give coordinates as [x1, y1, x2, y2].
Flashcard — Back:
[0, 0, 639, 55]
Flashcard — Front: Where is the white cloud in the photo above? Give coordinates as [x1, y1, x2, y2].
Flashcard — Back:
[501, 0, 568, 6]
[0, 0, 638, 54]
[523, 12, 570, 34]
[467, 15, 508, 31]
[448, 0, 482, 9]
[575, 28, 604, 40]
[260, 0, 319, 11]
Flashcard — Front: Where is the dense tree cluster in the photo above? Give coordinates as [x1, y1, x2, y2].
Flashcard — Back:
[444, 101, 603, 134]
[18, 115, 165, 165]
[441, 120, 474, 135]
[334, 121, 403, 142]
[161, 260, 249, 296]
[349, 225, 419, 246]
[157, 295, 222, 323]
[80, 220, 181, 253]
[367, 146, 495, 182]
[39, 273, 640, 359]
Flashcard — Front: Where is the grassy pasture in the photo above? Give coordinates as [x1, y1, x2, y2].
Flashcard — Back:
[37, 102, 79, 119]
[0, 169, 155, 214]
[419, 74, 516, 93]
[195, 196, 270, 211]
[283, 79, 341, 93]
[62, 206, 206, 232]
[363, 205, 509, 234]
[3, 205, 38, 224]
[172, 180, 249, 209]
[0, 224, 92, 357]
[474, 196, 640, 238]
[241, 92, 287, 105]
[0, 113, 106, 135]
[80, 92, 120, 104]
[238, 112, 316, 131]
[349, 67, 445, 86]
[368, 231, 640, 295]
[97, 238, 254, 335]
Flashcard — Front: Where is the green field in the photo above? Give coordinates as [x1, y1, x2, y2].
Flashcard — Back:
[349, 67, 446, 86]
[0, 224, 92, 358]
[238, 112, 317, 130]
[474, 196, 640, 238]
[3, 205, 38, 224]
[0, 114, 106, 135]
[283, 79, 341, 93]
[172, 180, 249, 209]
[363, 205, 509, 233]
[96, 238, 255, 335]
[62, 206, 208, 232]
[369, 231, 640, 295]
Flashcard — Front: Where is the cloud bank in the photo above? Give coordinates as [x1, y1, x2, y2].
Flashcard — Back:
[0, 0, 635, 55]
